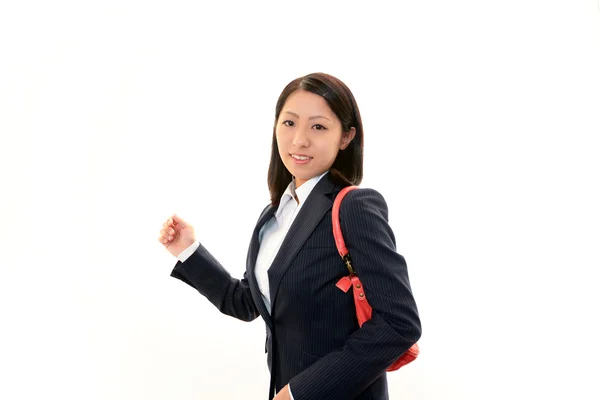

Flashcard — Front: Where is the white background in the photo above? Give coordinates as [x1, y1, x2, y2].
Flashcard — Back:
[1, 1, 599, 399]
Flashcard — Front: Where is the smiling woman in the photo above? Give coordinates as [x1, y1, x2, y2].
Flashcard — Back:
[274, 90, 356, 189]
[160, 72, 421, 400]
[268, 73, 364, 207]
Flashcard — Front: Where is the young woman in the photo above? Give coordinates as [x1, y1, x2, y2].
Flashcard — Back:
[158, 72, 421, 400]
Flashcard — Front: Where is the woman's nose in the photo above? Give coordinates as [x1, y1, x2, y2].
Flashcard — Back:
[292, 127, 309, 147]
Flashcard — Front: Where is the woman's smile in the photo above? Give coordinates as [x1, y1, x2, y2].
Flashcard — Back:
[290, 153, 313, 164]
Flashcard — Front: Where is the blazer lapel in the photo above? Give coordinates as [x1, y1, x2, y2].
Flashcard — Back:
[246, 205, 276, 330]
[267, 173, 339, 310]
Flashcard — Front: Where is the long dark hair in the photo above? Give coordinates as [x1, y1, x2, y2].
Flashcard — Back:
[267, 72, 364, 206]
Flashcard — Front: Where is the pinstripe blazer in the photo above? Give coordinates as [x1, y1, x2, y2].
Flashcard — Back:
[170, 172, 421, 400]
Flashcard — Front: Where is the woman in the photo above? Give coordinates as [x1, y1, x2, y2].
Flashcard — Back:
[158, 72, 421, 399]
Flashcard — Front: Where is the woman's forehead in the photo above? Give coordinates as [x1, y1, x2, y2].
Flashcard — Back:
[282, 90, 335, 119]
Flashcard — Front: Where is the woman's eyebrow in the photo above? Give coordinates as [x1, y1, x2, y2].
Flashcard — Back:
[283, 111, 331, 121]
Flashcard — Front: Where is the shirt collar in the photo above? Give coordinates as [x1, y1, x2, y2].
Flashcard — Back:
[274, 170, 329, 220]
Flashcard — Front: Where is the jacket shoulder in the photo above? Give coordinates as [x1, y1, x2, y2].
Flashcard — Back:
[341, 187, 389, 217]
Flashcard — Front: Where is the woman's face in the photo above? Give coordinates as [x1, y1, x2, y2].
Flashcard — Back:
[275, 89, 355, 188]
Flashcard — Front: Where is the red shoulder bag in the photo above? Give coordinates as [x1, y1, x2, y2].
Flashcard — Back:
[332, 186, 420, 371]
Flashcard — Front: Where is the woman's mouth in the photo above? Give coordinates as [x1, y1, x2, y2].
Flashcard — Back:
[291, 154, 312, 164]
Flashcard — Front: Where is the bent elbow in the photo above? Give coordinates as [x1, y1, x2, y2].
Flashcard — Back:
[411, 320, 422, 345]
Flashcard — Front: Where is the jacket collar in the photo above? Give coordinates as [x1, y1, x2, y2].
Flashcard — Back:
[246, 171, 342, 329]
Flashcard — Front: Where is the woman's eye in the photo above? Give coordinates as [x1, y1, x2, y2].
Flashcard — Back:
[282, 120, 326, 130]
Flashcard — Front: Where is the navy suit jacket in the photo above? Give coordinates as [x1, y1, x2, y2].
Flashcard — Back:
[170, 172, 421, 399]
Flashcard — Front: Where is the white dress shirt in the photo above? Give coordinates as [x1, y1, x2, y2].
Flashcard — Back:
[176, 170, 329, 399]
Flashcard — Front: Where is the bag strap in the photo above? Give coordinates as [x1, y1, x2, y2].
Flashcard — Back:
[332, 186, 359, 275]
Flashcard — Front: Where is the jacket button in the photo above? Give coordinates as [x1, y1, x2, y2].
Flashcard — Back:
[356, 284, 361, 289]
[359, 293, 364, 297]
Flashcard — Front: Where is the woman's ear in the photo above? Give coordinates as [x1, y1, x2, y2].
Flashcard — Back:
[339, 127, 356, 150]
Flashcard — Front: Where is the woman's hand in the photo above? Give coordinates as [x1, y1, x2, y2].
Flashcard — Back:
[158, 214, 196, 257]
[273, 384, 291, 400]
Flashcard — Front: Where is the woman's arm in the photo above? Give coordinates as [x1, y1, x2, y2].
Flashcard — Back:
[288, 188, 422, 399]
[170, 241, 260, 322]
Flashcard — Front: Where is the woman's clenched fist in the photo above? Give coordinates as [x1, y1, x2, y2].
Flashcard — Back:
[158, 214, 196, 258]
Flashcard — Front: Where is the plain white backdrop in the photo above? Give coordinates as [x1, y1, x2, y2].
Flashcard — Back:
[1, 1, 599, 399]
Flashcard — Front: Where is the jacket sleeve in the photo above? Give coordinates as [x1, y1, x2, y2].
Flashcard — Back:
[288, 188, 422, 400]
[170, 241, 260, 322]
